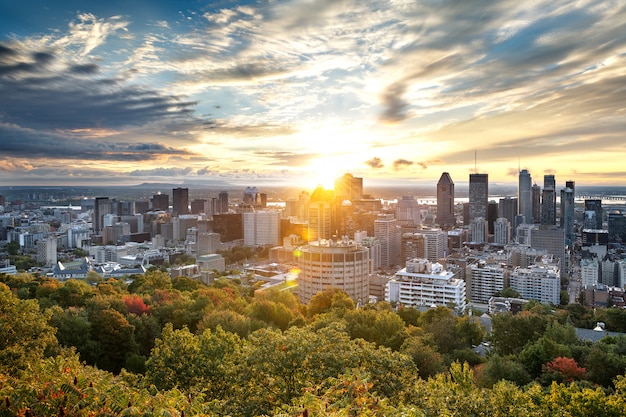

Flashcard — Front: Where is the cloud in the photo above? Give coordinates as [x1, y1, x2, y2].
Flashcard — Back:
[393, 159, 414, 170]
[0, 159, 33, 172]
[129, 167, 194, 177]
[365, 157, 384, 169]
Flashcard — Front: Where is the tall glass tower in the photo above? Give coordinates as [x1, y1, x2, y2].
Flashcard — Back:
[518, 169, 532, 224]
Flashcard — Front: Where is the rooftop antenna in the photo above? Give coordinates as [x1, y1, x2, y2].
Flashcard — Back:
[474, 150, 477, 173]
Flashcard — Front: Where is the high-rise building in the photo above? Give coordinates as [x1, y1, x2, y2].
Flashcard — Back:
[518, 169, 532, 224]
[297, 239, 371, 305]
[531, 225, 566, 277]
[37, 235, 58, 266]
[172, 187, 189, 216]
[93, 197, 111, 233]
[396, 196, 421, 226]
[334, 173, 363, 201]
[584, 199, 603, 230]
[469, 173, 488, 222]
[436, 172, 456, 228]
[375, 213, 401, 269]
[421, 228, 447, 262]
[466, 261, 505, 303]
[494, 217, 511, 245]
[470, 217, 488, 243]
[307, 200, 333, 241]
[510, 263, 560, 305]
[541, 175, 556, 225]
[560, 183, 575, 245]
[498, 197, 518, 226]
[531, 184, 541, 223]
[218, 191, 229, 214]
[151, 193, 169, 211]
[243, 210, 280, 246]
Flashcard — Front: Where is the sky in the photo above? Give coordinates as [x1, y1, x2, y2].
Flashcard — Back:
[1, 0, 626, 189]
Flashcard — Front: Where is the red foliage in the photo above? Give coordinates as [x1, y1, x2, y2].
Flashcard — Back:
[544, 357, 586, 382]
[123, 294, 150, 315]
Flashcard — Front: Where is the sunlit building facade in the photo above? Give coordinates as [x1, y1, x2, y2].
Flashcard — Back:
[385, 259, 466, 311]
[296, 239, 371, 305]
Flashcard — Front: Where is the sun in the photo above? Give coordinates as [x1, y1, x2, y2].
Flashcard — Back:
[304, 158, 342, 191]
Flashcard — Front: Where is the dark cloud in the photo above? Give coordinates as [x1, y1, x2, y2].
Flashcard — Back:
[69, 63, 99, 75]
[0, 44, 16, 57]
[129, 167, 194, 177]
[0, 42, 203, 131]
[0, 123, 195, 161]
[393, 159, 413, 170]
[365, 157, 383, 169]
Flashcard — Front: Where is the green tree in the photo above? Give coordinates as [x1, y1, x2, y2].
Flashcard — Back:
[0, 282, 58, 374]
[490, 312, 550, 355]
[475, 354, 531, 388]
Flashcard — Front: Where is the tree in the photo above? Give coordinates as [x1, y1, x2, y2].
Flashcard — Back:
[306, 287, 355, 317]
[475, 354, 531, 388]
[401, 336, 446, 379]
[0, 283, 58, 374]
[490, 312, 550, 356]
[541, 357, 586, 384]
[344, 308, 407, 350]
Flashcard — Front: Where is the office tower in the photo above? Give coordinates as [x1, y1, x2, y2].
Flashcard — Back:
[541, 175, 556, 225]
[334, 173, 363, 201]
[218, 191, 229, 214]
[375, 213, 401, 269]
[297, 239, 370, 305]
[518, 169, 532, 224]
[436, 172, 456, 228]
[608, 212, 626, 242]
[190, 199, 208, 214]
[93, 197, 111, 233]
[396, 196, 421, 226]
[498, 197, 518, 226]
[469, 173, 488, 222]
[307, 200, 333, 241]
[172, 187, 189, 216]
[531, 184, 541, 223]
[531, 225, 566, 277]
[494, 217, 511, 245]
[151, 193, 169, 211]
[488, 200, 498, 235]
[134, 200, 149, 214]
[560, 183, 575, 245]
[386, 259, 466, 311]
[243, 211, 280, 246]
[584, 199, 603, 230]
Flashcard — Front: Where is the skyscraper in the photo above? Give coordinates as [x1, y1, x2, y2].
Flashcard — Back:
[172, 187, 189, 216]
[469, 173, 488, 222]
[584, 199, 603, 230]
[151, 193, 169, 211]
[93, 197, 111, 233]
[334, 173, 363, 201]
[560, 181, 575, 245]
[436, 172, 456, 228]
[541, 175, 556, 225]
[218, 191, 229, 214]
[375, 213, 400, 269]
[518, 169, 532, 224]
[531, 183, 541, 224]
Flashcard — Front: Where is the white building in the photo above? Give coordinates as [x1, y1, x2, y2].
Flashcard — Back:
[421, 228, 446, 262]
[36, 235, 58, 266]
[581, 258, 599, 287]
[297, 238, 371, 305]
[493, 217, 511, 246]
[509, 262, 560, 305]
[470, 217, 488, 243]
[385, 259, 466, 312]
[466, 260, 506, 304]
[243, 210, 280, 247]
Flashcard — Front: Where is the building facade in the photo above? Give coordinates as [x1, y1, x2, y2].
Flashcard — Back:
[385, 259, 466, 311]
[296, 239, 371, 305]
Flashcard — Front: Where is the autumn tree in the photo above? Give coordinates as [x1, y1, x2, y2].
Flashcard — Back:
[0, 283, 58, 374]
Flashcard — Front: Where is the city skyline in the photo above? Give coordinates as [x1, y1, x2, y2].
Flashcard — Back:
[2, 1, 626, 188]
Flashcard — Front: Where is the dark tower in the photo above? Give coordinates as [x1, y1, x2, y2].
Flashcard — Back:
[436, 172, 456, 228]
